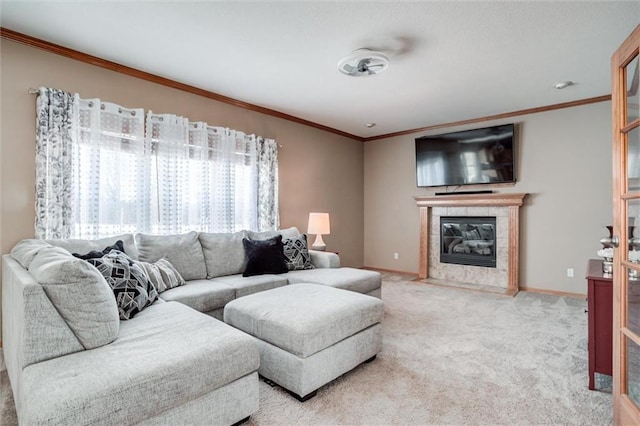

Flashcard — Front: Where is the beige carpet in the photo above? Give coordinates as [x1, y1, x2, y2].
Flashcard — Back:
[1, 274, 612, 425]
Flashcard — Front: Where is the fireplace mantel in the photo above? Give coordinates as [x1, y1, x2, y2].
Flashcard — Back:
[414, 193, 528, 296]
[414, 193, 527, 208]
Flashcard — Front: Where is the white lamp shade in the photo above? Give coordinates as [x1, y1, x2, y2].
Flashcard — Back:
[308, 212, 330, 235]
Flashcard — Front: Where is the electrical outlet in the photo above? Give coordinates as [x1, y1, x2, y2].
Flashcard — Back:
[393, 252, 399, 260]
[567, 268, 574, 278]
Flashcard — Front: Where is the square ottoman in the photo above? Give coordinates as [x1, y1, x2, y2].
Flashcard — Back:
[223, 283, 384, 401]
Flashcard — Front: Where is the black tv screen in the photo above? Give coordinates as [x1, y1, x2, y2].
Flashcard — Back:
[415, 124, 515, 188]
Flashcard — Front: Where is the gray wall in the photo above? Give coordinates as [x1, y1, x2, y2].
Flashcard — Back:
[364, 101, 613, 294]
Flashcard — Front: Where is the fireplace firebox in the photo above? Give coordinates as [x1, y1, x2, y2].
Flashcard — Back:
[440, 217, 496, 268]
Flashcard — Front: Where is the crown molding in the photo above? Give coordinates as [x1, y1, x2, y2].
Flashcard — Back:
[364, 95, 611, 142]
[1, 27, 612, 144]
[0, 27, 365, 142]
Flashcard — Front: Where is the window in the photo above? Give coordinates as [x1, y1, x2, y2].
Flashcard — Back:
[35, 89, 278, 239]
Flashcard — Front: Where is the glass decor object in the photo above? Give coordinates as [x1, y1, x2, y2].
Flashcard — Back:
[598, 226, 615, 274]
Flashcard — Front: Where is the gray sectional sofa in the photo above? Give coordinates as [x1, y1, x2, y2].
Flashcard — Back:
[2, 227, 382, 425]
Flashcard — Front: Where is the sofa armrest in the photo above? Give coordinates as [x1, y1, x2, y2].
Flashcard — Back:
[309, 250, 340, 269]
[2, 256, 84, 385]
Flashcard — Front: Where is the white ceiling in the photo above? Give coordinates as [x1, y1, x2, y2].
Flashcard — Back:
[1, 1, 638, 139]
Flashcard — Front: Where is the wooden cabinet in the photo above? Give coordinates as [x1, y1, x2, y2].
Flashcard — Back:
[586, 258, 613, 390]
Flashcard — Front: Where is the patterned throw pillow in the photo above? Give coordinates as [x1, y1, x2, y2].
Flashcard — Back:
[282, 233, 314, 271]
[136, 258, 185, 293]
[88, 250, 158, 320]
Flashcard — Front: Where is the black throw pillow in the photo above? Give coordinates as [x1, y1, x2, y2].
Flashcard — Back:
[242, 235, 288, 277]
[72, 240, 126, 260]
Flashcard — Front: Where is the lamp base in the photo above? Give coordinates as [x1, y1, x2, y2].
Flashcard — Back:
[311, 234, 326, 251]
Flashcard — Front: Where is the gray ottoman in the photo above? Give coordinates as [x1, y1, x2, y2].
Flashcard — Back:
[223, 283, 384, 401]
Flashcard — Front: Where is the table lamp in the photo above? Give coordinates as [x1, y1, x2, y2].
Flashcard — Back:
[308, 212, 330, 251]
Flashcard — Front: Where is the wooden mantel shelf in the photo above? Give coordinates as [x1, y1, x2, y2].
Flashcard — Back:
[414, 193, 528, 208]
[415, 192, 529, 295]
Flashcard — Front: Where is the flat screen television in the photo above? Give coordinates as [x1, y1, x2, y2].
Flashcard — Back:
[415, 124, 515, 188]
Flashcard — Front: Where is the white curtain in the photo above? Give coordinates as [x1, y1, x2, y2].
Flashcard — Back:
[74, 99, 148, 239]
[146, 113, 277, 234]
[146, 113, 190, 234]
[206, 127, 258, 233]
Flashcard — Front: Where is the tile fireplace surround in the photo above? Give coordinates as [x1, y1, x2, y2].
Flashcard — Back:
[414, 193, 528, 296]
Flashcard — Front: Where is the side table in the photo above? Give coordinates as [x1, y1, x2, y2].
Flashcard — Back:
[586, 258, 613, 390]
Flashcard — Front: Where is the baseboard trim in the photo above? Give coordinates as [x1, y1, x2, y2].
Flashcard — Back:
[362, 266, 418, 276]
[363, 269, 587, 299]
[521, 287, 585, 299]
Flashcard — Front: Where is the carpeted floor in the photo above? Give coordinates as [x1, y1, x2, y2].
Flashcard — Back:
[1, 274, 613, 425]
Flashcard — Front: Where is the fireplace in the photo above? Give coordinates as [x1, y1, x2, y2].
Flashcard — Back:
[415, 193, 527, 295]
[440, 216, 496, 268]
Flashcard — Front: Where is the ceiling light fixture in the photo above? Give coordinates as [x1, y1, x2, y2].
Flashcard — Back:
[554, 81, 574, 90]
[365, 123, 376, 128]
[338, 48, 389, 77]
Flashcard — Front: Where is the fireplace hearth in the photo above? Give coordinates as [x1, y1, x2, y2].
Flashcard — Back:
[440, 216, 496, 268]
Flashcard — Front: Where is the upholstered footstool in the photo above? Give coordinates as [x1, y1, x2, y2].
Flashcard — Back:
[223, 283, 384, 401]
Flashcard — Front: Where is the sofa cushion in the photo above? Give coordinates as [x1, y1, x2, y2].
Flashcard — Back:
[199, 230, 248, 278]
[309, 250, 341, 269]
[213, 274, 289, 298]
[10, 239, 52, 269]
[27, 246, 119, 349]
[46, 234, 139, 260]
[282, 233, 313, 271]
[20, 301, 259, 425]
[242, 235, 288, 277]
[247, 227, 300, 241]
[87, 251, 158, 320]
[135, 231, 206, 281]
[136, 258, 185, 293]
[285, 267, 382, 295]
[160, 279, 235, 313]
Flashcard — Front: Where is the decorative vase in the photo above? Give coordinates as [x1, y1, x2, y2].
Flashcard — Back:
[600, 226, 615, 248]
[603, 259, 614, 275]
[630, 267, 639, 280]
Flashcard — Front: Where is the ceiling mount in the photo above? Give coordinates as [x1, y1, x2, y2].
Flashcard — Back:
[554, 81, 574, 90]
[337, 48, 389, 77]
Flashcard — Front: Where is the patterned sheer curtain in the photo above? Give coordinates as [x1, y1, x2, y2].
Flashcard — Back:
[74, 99, 148, 238]
[257, 137, 279, 231]
[146, 112, 278, 234]
[206, 127, 258, 232]
[35, 88, 77, 239]
[146, 113, 190, 234]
